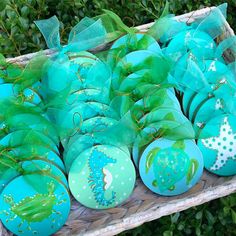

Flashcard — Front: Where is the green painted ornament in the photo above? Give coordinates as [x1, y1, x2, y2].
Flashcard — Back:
[0, 174, 70, 236]
[69, 145, 135, 209]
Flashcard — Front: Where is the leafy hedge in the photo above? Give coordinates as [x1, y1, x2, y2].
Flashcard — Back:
[0, 0, 235, 57]
[0, 0, 235, 234]
[120, 193, 236, 236]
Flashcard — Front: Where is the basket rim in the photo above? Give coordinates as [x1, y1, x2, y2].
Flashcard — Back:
[6, 6, 235, 64]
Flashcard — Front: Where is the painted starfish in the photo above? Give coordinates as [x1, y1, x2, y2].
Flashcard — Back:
[201, 117, 236, 171]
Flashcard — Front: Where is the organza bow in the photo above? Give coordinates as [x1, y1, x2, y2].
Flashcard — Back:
[35, 16, 107, 54]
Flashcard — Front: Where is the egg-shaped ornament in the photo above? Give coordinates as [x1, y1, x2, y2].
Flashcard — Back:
[139, 138, 204, 196]
[198, 114, 236, 176]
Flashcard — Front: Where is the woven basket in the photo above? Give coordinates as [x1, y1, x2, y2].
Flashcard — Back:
[1, 6, 236, 236]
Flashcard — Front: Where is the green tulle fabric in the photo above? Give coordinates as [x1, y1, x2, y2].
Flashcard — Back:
[0, 53, 67, 192]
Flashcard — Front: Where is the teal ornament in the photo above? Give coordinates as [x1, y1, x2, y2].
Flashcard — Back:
[198, 114, 236, 176]
[64, 133, 130, 172]
[193, 97, 225, 127]
[22, 88, 42, 106]
[21, 160, 68, 188]
[0, 84, 18, 99]
[203, 60, 235, 85]
[139, 138, 203, 196]
[0, 130, 59, 154]
[0, 158, 68, 193]
[132, 117, 195, 167]
[0, 174, 70, 236]
[139, 107, 189, 127]
[111, 50, 168, 91]
[5, 113, 59, 145]
[69, 145, 135, 209]
[0, 84, 40, 107]
[165, 29, 216, 62]
[42, 51, 97, 98]
[79, 116, 117, 134]
[64, 134, 95, 172]
[14, 145, 65, 172]
[67, 88, 109, 105]
[188, 92, 209, 122]
[47, 101, 118, 140]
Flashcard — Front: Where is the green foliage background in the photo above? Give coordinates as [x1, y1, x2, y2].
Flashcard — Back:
[121, 193, 236, 236]
[0, 0, 235, 235]
[0, 0, 235, 57]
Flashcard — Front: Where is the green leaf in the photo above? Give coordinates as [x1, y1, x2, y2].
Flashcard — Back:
[223, 206, 230, 215]
[205, 210, 215, 225]
[229, 195, 236, 207]
[21, 6, 30, 17]
[145, 147, 160, 173]
[0, 53, 6, 66]
[163, 230, 173, 236]
[231, 210, 236, 224]
[196, 227, 201, 236]
[171, 212, 180, 224]
[0, 0, 7, 11]
[177, 222, 185, 231]
[195, 211, 203, 220]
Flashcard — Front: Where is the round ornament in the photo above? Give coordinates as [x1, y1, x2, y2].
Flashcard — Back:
[198, 114, 236, 176]
[69, 145, 135, 209]
[193, 97, 225, 126]
[187, 92, 209, 122]
[0, 130, 59, 154]
[166, 29, 216, 62]
[67, 88, 109, 105]
[14, 145, 65, 172]
[139, 138, 203, 196]
[112, 50, 167, 90]
[0, 174, 70, 236]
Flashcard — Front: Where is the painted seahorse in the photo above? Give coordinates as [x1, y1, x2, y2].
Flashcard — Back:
[88, 148, 117, 206]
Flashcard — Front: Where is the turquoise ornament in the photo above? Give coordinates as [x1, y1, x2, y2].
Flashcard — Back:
[165, 29, 216, 62]
[198, 114, 236, 176]
[193, 97, 225, 127]
[139, 139, 203, 196]
[0, 174, 70, 236]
